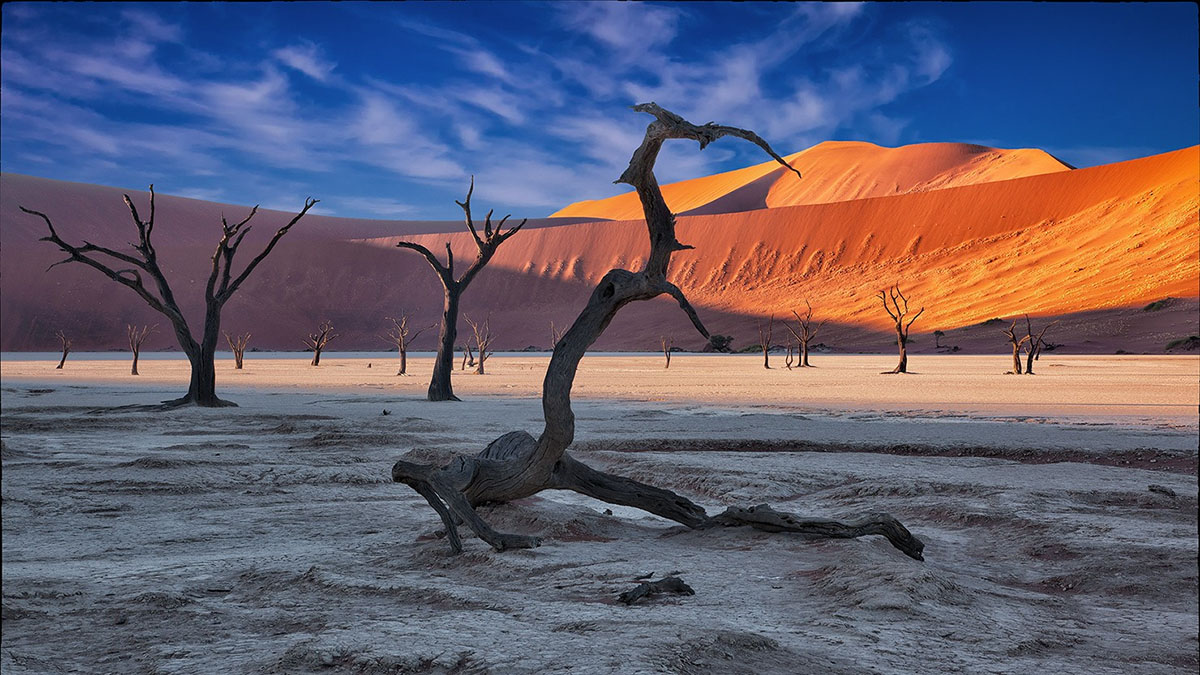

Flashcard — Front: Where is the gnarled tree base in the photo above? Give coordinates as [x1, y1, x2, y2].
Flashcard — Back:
[392, 435, 925, 562]
[161, 395, 238, 408]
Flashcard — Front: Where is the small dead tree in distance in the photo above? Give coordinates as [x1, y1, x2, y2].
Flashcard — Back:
[304, 321, 337, 366]
[757, 314, 774, 369]
[1001, 320, 1029, 374]
[54, 330, 71, 369]
[1023, 315, 1058, 375]
[785, 300, 825, 367]
[784, 338, 795, 369]
[224, 331, 251, 370]
[550, 321, 565, 350]
[463, 314, 494, 375]
[395, 178, 525, 401]
[390, 103, 923, 561]
[24, 187, 318, 406]
[662, 335, 673, 369]
[127, 324, 157, 375]
[879, 285, 924, 374]
[384, 316, 431, 376]
[461, 342, 475, 370]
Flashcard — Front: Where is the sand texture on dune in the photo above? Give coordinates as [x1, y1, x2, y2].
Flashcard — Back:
[2, 356, 1197, 673]
[1, 146, 1195, 353]
[551, 141, 1072, 220]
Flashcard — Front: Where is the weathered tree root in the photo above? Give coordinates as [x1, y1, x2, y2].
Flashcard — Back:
[704, 504, 924, 561]
[393, 448, 925, 561]
[618, 576, 695, 605]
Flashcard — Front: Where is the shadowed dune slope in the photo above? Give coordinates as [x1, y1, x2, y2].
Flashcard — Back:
[551, 141, 1073, 220]
[374, 145, 1198, 338]
[1, 146, 1195, 353]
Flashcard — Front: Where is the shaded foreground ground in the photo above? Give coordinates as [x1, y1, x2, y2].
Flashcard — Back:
[2, 355, 1198, 673]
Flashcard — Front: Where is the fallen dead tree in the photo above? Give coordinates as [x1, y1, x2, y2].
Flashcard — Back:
[391, 103, 924, 562]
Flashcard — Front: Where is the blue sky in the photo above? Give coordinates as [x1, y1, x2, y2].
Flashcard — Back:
[2, 2, 1196, 220]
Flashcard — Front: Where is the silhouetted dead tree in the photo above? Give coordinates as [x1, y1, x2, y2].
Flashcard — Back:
[461, 342, 475, 370]
[784, 338, 795, 369]
[396, 178, 525, 401]
[1001, 320, 1030, 374]
[785, 300, 825, 367]
[224, 331, 250, 370]
[384, 316, 431, 376]
[879, 286, 924, 374]
[390, 103, 923, 561]
[1023, 315, 1058, 375]
[304, 321, 337, 366]
[24, 187, 317, 406]
[550, 321, 565, 349]
[662, 335, 673, 369]
[757, 315, 774, 368]
[54, 330, 71, 369]
[464, 314, 494, 375]
[127, 324, 156, 376]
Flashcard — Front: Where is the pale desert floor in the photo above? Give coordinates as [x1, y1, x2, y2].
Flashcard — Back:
[2, 354, 1198, 674]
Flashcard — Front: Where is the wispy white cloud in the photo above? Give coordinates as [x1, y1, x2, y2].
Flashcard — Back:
[1, 3, 961, 219]
[274, 42, 336, 82]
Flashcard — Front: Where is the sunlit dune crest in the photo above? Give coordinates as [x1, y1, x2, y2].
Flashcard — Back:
[551, 141, 1074, 220]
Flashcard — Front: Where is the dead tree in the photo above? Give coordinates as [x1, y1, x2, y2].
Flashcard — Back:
[1001, 320, 1030, 374]
[24, 187, 317, 406]
[879, 286, 924, 374]
[785, 300, 825, 367]
[390, 103, 923, 562]
[127, 324, 156, 375]
[1023, 315, 1058, 375]
[661, 335, 673, 369]
[461, 342, 475, 370]
[224, 331, 251, 370]
[396, 178, 525, 401]
[54, 330, 71, 369]
[550, 321, 565, 349]
[464, 314, 494, 375]
[384, 316, 431, 376]
[757, 315, 774, 368]
[304, 321, 337, 366]
[933, 330, 945, 349]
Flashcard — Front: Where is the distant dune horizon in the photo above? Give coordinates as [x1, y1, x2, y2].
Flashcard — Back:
[1, 141, 1196, 354]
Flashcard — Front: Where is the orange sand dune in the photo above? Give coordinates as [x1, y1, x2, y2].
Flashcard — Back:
[552, 141, 1071, 220]
[382, 145, 1197, 340]
[0, 145, 1194, 353]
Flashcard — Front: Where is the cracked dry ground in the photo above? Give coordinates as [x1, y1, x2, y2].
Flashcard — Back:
[2, 387, 1197, 674]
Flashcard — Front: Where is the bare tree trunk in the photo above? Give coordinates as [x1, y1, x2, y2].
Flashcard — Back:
[1011, 344, 1023, 374]
[128, 324, 156, 376]
[225, 332, 249, 370]
[433, 291, 461, 399]
[389, 104, 923, 562]
[26, 186, 316, 407]
[894, 333, 908, 374]
[399, 349, 407, 376]
[758, 315, 773, 369]
[305, 321, 337, 367]
[55, 330, 70, 369]
[785, 340, 794, 369]
[879, 286, 923, 374]
[1024, 315, 1057, 375]
[396, 179, 525, 402]
[784, 301, 823, 368]
[662, 336, 672, 369]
